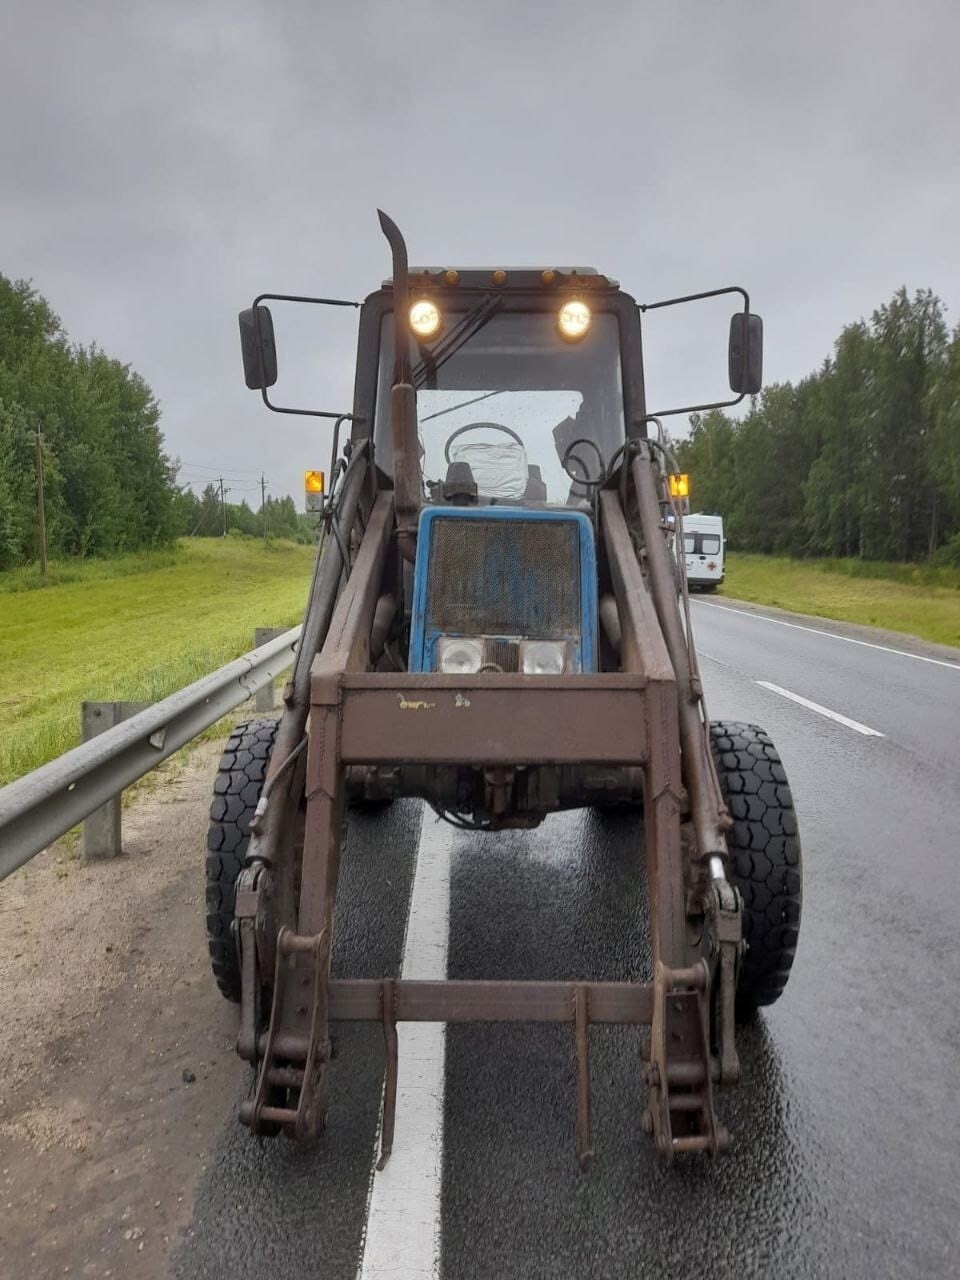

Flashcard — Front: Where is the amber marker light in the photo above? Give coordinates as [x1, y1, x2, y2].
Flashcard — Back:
[668, 473, 690, 499]
[410, 299, 441, 338]
[557, 299, 591, 341]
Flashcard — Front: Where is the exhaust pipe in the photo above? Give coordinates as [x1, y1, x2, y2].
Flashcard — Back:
[377, 210, 420, 560]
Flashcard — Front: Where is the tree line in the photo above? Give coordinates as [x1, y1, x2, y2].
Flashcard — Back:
[675, 288, 960, 564]
[0, 275, 315, 570]
[173, 485, 316, 544]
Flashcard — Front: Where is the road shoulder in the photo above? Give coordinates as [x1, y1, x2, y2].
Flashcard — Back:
[699, 594, 960, 666]
[0, 738, 244, 1279]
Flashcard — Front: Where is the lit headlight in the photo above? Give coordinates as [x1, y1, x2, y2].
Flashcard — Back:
[410, 299, 441, 339]
[557, 300, 591, 341]
[437, 636, 483, 674]
[520, 640, 568, 675]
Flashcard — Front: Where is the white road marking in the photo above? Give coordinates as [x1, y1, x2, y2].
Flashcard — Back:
[693, 599, 960, 671]
[755, 680, 885, 737]
[357, 814, 453, 1280]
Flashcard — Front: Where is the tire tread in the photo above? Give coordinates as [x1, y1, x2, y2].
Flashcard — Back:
[205, 717, 278, 1002]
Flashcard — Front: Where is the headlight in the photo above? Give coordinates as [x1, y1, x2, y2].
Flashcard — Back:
[557, 300, 591, 341]
[520, 640, 568, 675]
[437, 636, 483, 674]
[410, 299, 441, 339]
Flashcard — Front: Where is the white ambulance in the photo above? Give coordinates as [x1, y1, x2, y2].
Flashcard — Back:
[683, 513, 724, 590]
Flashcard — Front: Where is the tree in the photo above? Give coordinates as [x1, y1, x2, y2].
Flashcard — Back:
[0, 273, 178, 565]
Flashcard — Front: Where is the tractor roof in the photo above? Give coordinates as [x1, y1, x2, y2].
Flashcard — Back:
[381, 266, 620, 290]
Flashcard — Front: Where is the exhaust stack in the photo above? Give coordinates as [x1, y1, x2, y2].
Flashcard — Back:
[377, 210, 421, 555]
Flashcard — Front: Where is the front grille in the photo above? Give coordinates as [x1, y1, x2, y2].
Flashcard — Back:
[427, 516, 580, 639]
[487, 637, 520, 672]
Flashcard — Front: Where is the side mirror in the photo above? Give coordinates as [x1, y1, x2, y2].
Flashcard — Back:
[238, 305, 278, 390]
[728, 312, 763, 395]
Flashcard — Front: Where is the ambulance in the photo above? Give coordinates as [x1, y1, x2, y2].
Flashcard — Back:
[683, 513, 724, 590]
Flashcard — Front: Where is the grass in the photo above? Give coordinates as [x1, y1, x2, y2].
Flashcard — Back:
[720, 554, 960, 648]
[0, 538, 316, 786]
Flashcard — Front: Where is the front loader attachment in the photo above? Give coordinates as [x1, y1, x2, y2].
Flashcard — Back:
[232, 454, 744, 1164]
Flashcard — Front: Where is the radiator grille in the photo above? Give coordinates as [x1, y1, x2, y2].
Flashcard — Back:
[427, 517, 580, 639]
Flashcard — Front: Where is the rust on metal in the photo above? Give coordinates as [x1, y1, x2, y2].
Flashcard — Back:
[574, 984, 594, 1170]
[377, 977, 398, 1169]
[331, 674, 650, 766]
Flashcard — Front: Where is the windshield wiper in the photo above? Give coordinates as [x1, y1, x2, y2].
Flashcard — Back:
[420, 389, 505, 423]
[413, 294, 504, 389]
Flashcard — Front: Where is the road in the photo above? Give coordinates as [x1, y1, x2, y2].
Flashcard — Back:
[4, 598, 957, 1278]
[164, 598, 960, 1280]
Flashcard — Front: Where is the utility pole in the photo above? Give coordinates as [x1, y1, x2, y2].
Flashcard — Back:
[218, 476, 227, 537]
[261, 474, 267, 540]
[35, 430, 47, 577]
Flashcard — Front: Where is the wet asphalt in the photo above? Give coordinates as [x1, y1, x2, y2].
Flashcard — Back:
[174, 601, 960, 1279]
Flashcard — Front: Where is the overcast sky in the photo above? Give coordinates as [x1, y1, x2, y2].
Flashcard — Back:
[3, 1, 958, 506]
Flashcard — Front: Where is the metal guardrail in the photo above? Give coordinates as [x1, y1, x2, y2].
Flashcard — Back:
[0, 625, 302, 881]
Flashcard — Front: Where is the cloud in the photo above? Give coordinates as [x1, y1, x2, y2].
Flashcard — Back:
[3, 0, 958, 502]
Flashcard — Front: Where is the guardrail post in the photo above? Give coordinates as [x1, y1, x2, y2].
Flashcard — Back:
[81, 701, 150, 860]
[254, 628, 286, 711]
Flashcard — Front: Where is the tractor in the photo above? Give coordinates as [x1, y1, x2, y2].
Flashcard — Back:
[204, 212, 802, 1162]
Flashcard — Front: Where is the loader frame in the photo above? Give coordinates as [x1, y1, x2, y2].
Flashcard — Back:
[231, 216, 749, 1162]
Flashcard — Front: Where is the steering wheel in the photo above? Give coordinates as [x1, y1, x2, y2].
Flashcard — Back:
[444, 421, 524, 464]
[560, 437, 605, 487]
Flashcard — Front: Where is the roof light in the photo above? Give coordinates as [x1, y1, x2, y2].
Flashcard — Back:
[558, 299, 591, 341]
[410, 299, 441, 339]
[668, 473, 690, 499]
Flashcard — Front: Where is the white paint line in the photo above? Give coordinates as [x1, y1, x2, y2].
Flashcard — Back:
[755, 680, 885, 737]
[357, 814, 453, 1280]
[693, 599, 960, 671]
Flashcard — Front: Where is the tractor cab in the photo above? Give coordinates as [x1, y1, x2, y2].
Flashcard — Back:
[367, 269, 627, 679]
[371, 269, 627, 509]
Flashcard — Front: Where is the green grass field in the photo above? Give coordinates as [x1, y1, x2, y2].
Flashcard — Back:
[720, 554, 960, 648]
[0, 539, 316, 785]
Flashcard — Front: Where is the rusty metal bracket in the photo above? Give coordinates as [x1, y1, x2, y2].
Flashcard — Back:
[238, 927, 330, 1139]
[706, 880, 743, 1087]
[645, 961, 731, 1160]
[234, 863, 273, 1062]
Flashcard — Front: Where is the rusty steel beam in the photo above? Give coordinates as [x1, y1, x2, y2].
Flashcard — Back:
[630, 449, 730, 862]
[327, 978, 654, 1024]
[598, 490, 674, 684]
[326, 673, 651, 765]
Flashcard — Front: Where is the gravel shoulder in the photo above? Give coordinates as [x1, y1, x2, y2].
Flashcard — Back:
[0, 738, 245, 1280]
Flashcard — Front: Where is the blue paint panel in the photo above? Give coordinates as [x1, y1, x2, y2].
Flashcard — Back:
[409, 506, 598, 673]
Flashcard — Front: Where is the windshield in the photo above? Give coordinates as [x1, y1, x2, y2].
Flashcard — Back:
[375, 309, 625, 505]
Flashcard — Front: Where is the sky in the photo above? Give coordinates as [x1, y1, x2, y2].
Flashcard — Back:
[3, 0, 958, 507]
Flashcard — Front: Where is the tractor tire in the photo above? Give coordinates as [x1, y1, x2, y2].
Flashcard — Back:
[709, 721, 802, 1018]
[205, 717, 279, 1003]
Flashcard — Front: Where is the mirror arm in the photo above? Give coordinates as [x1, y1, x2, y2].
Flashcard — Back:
[642, 390, 748, 422]
[636, 284, 756, 420]
[248, 292, 361, 419]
